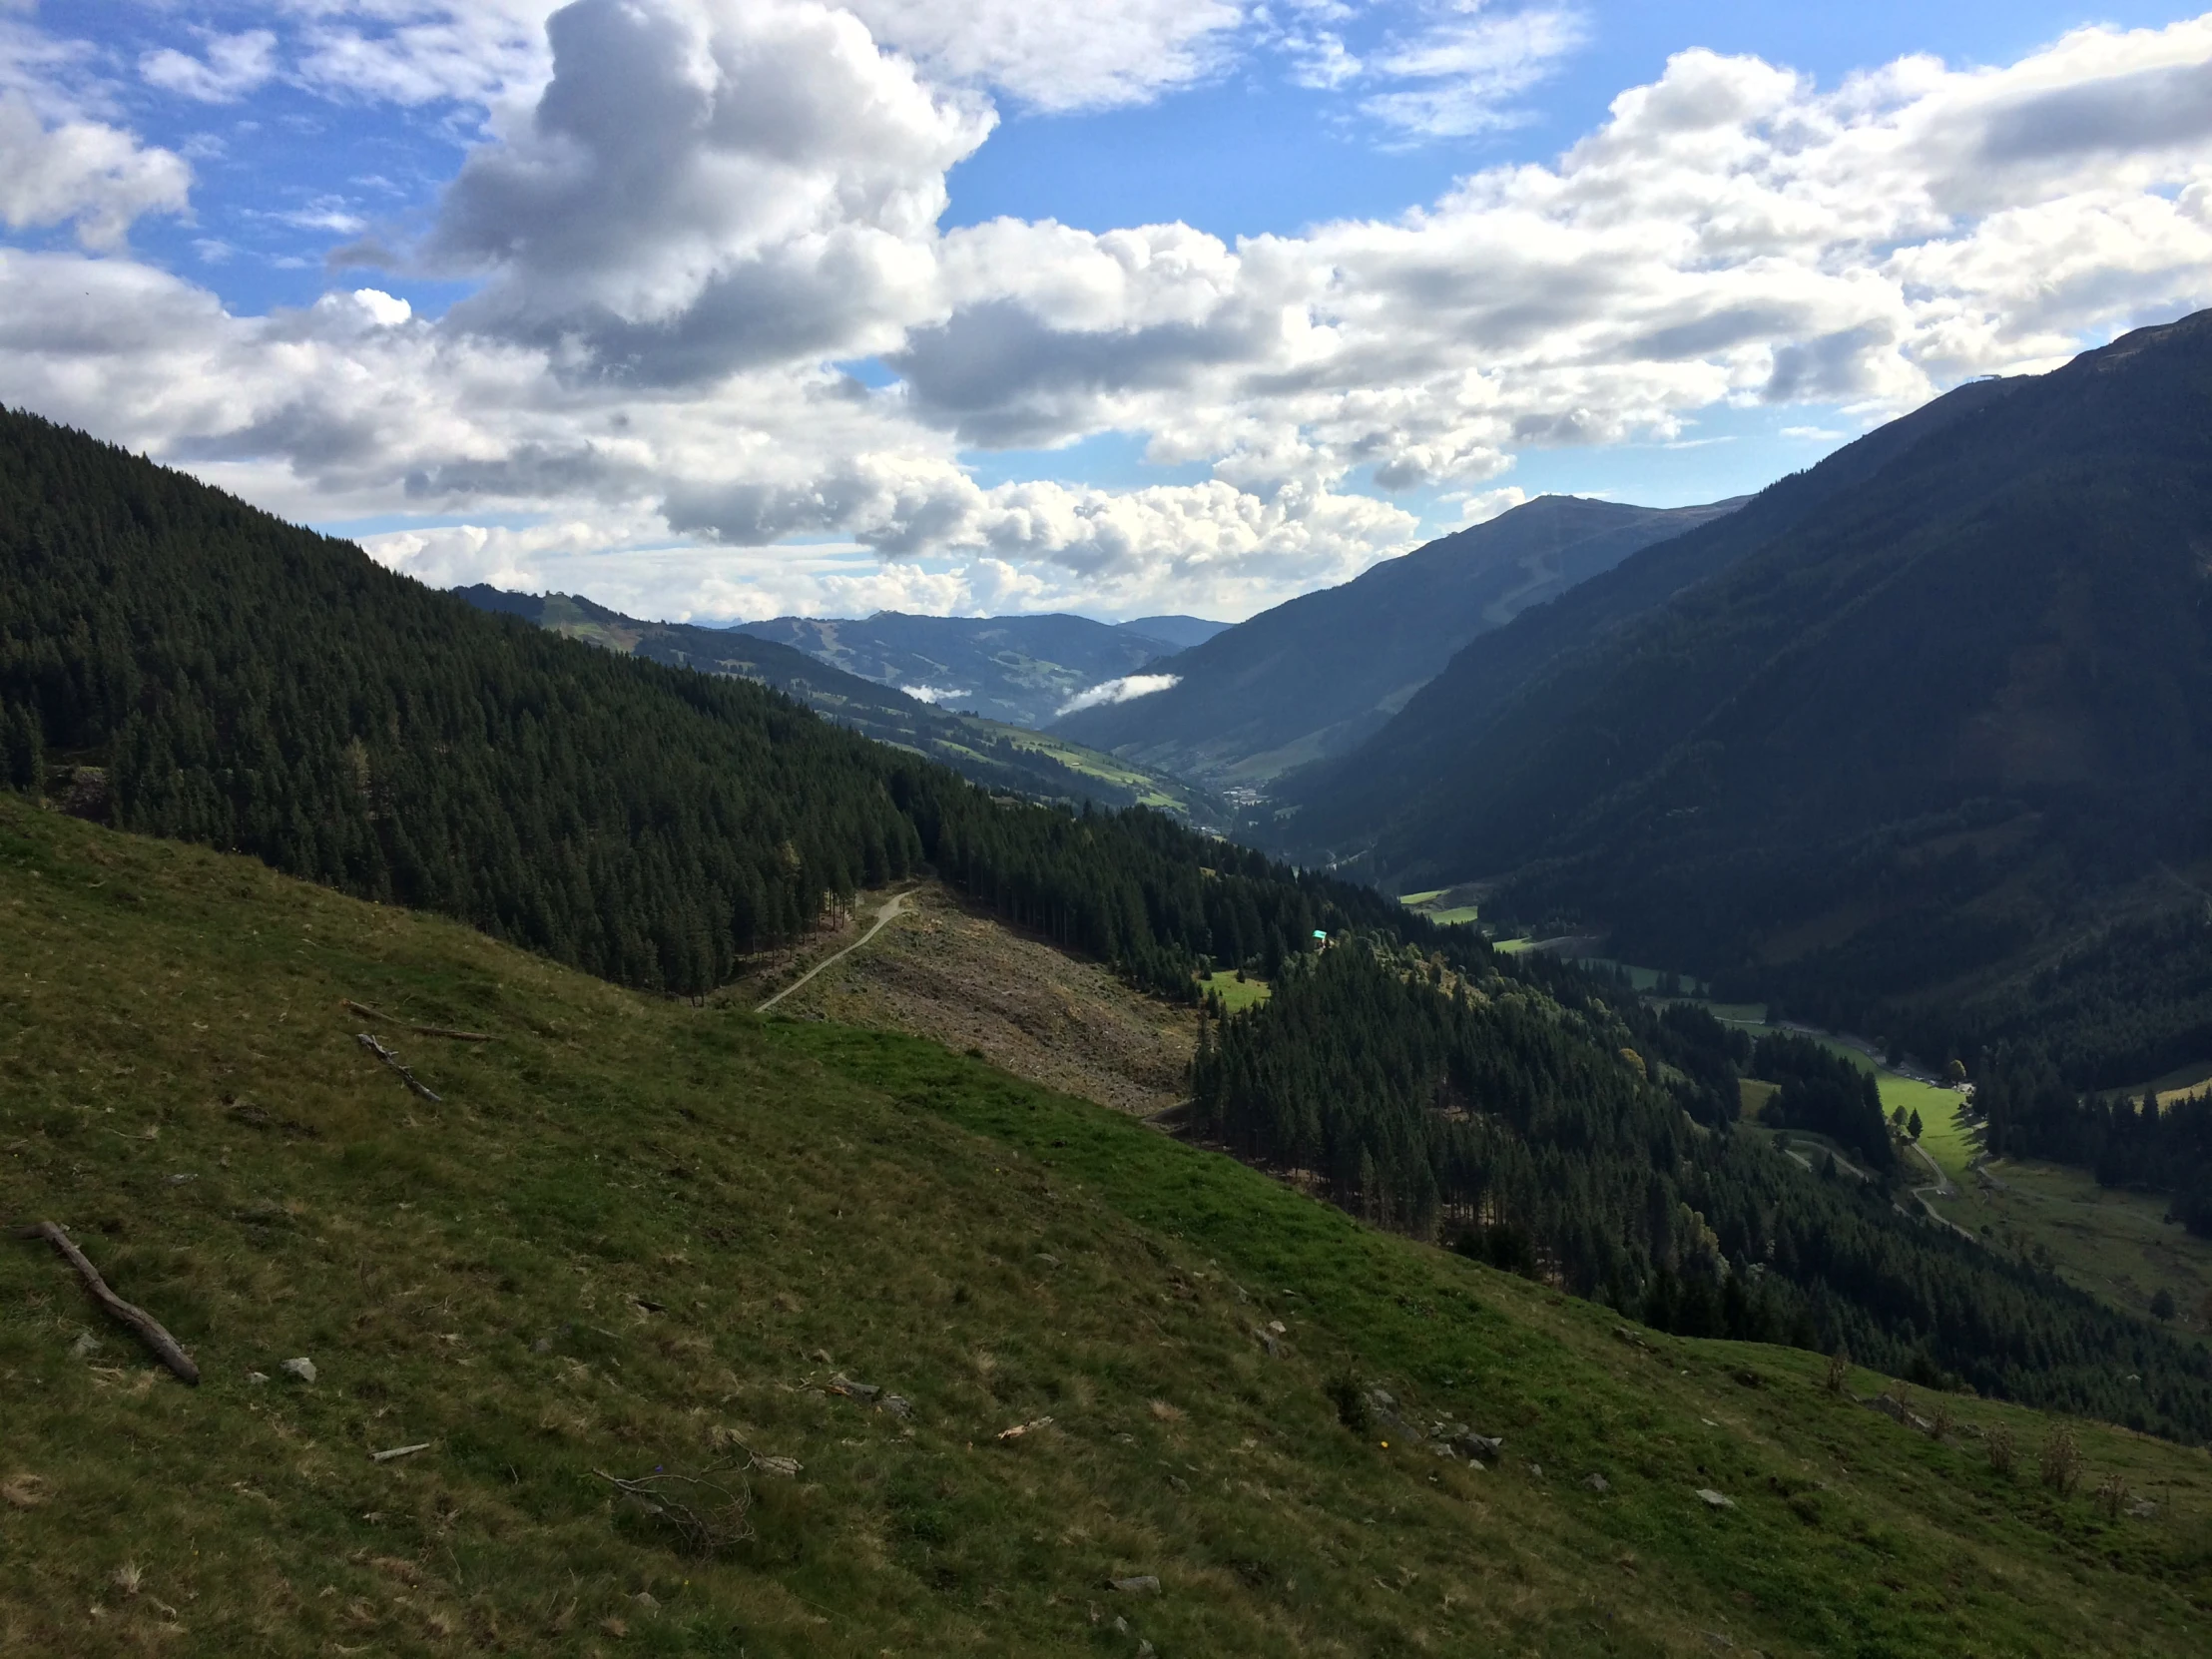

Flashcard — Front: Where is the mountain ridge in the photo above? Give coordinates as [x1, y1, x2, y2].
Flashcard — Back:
[1054, 493, 1744, 789]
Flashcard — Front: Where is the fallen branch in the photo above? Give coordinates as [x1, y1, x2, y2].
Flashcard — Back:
[355, 1032, 441, 1103]
[370, 1442, 432, 1463]
[593, 1461, 753, 1556]
[346, 1000, 491, 1043]
[12, 1222, 200, 1384]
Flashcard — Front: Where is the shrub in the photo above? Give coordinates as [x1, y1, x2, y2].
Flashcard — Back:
[1986, 1424, 2016, 1478]
[2038, 1425, 2083, 1496]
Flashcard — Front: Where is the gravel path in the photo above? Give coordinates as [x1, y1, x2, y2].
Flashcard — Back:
[756, 889, 912, 1012]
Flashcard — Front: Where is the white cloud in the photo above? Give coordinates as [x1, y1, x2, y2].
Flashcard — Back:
[899, 683, 968, 703]
[141, 30, 279, 104]
[1057, 672, 1180, 716]
[847, 0, 1246, 112]
[0, 91, 190, 248]
[1362, 3, 1586, 139]
[10, 7, 2212, 624]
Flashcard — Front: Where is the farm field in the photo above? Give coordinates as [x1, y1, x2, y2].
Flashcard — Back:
[1396, 886, 1483, 928]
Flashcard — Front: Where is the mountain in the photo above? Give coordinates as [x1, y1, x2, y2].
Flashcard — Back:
[0, 403, 1415, 1004]
[733, 610, 1207, 728]
[1283, 309, 2212, 1086]
[1276, 376, 2025, 846]
[1052, 494, 1743, 789]
[455, 585, 1223, 823]
[1119, 613, 1230, 651]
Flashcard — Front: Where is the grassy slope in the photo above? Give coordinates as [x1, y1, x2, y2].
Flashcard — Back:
[3, 805, 2212, 1657]
[1195, 971, 1271, 1013]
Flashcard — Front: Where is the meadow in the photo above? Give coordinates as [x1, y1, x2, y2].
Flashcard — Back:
[5, 801, 2212, 1656]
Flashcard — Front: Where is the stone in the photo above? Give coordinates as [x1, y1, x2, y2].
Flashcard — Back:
[1582, 1473, 1610, 1493]
[531, 1337, 555, 1355]
[1695, 1487, 1734, 1509]
[1137, 1643, 1156, 1657]
[1110, 1575, 1161, 1595]
[2126, 1497, 2159, 1518]
[69, 1332, 100, 1359]
[880, 1393, 914, 1419]
[753, 1454, 802, 1478]
[1253, 1328, 1280, 1358]
[1452, 1430, 1502, 1462]
[829, 1373, 881, 1402]
[247, 1371, 270, 1385]
[280, 1357, 317, 1383]
[1266, 1320, 1287, 1336]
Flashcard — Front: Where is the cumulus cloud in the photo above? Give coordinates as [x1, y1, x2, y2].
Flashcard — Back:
[11, 5, 2212, 624]
[847, 0, 1245, 112]
[423, 0, 990, 382]
[899, 683, 968, 704]
[1057, 673, 1180, 716]
[0, 92, 190, 248]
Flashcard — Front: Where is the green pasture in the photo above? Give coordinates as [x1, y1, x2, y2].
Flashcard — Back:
[1197, 969, 1272, 1012]
[1932, 1160, 2212, 1337]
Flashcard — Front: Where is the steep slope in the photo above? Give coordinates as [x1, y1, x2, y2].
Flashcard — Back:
[1277, 374, 2025, 846]
[736, 610, 1200, 729]
[1288, 310, 2212, 1080]
[455, 586, 1222, 822]
[0, 404, 1403, 1006]
[7, 803, 2212, 1658]
[1054, 495, 1742, 789]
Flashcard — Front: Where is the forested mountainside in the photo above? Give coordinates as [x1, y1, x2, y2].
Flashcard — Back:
[1275, 375, 2022, 844]
[456, 586, 1219, 820]
[1056, 494, 1741, 788]
[1195, 939, 2212, 1438]
[736, 609, 1205, 729]
[1274, 310, 2212, 1088]
[0, 407, 1408, 1001]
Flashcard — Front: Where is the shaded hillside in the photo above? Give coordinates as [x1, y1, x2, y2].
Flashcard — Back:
[7, 803, 2212, 1657]
[737, 610, 1209, 729]
[0, 405, 1416, 1005]
[1281, 310, 2212, 1084]
[1056, 494, 1741, 788]
[1277, 375, 2023, 846]
[457, 586, 1222, 822]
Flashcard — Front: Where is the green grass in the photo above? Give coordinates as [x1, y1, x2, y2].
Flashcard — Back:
[1395, 888, 1447, 907]
[1492, 937, 1536, 954]
[1196, 970, 1271, 1012]
[6, 801, 2212, 1656]
[1932, 1161, 2212, 1336]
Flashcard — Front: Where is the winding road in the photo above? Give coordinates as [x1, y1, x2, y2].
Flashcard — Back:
[755, 889, 912, 1012]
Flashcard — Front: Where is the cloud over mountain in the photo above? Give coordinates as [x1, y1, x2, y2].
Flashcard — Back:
[5, 4, 2212, 620]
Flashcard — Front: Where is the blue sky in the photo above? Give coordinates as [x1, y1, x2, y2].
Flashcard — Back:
[6, 2, 2212, 620]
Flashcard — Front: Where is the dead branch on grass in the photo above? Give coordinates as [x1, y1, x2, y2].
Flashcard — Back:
[355, 1032, 441, 1102]
[593, 1461, 753, 1556]
[11, 1221, 200, 1383]
[345, 1000, 491, 1042]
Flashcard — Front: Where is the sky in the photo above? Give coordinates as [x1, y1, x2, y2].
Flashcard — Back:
[6, 4, 2212, 623]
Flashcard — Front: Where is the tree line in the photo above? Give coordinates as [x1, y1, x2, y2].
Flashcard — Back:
[0, 407, 1425, 1003]
[1192, 939, 2212, 1439]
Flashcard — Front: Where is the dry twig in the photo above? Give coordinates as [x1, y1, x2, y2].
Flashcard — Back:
[346, 1000, 491, 1042]
[11, 1222, 199, 1383]
[593, 1461, 753, 1556]
[355, 1032, 441, 1102]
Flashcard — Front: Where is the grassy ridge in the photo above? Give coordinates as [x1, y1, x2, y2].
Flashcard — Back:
[5, 803, 2212, 1655]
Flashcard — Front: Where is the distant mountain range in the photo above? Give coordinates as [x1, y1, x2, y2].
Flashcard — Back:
[1052, 495, 1742, 788]
[456, 587, 1224, 823]
[1276, 309, 2212, 1086]
[732, 611, 1228, 729]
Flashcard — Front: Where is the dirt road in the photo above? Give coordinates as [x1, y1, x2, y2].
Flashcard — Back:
[756, 889, 912, 1012]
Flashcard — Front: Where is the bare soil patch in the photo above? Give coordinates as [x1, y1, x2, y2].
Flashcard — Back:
[768, 883, 1195, 1116]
